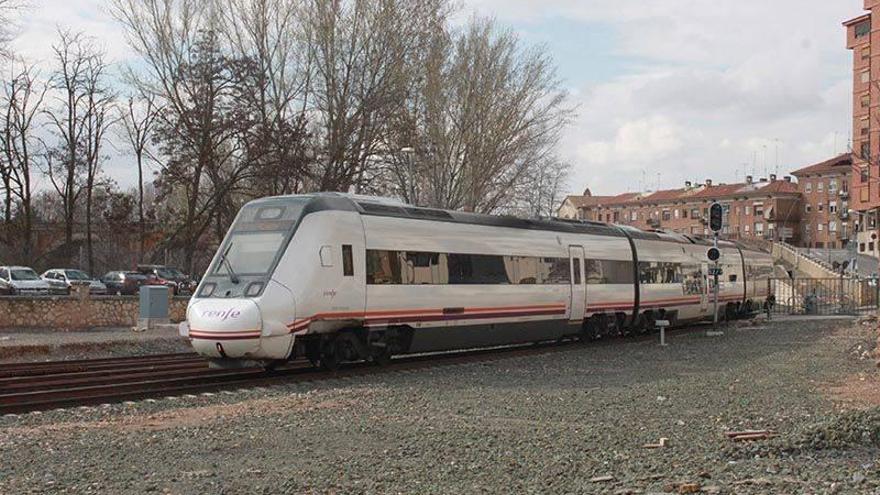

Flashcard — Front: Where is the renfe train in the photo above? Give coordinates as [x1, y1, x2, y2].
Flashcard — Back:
[180, 193, 775, 368]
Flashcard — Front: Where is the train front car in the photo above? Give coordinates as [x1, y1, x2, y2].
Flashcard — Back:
[181, 195, 363, 367]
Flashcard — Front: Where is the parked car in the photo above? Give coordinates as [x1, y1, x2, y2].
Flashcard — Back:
[101, 271, 149, 295]
[41, 269, 108, 295]
[0, 266, 52, 296]
[136, 265, 196, 295]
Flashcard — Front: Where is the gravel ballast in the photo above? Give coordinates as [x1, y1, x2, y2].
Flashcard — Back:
[1, 317, 879, 494]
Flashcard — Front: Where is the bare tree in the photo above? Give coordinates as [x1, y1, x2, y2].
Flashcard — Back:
[0, 61, 47, 260]
[44, 29, 95, 264]
[305, 0, 448, 192]
[221, 0, 312, 196]
[118, 92, 160, 261]
[383, 18, 573, 213]
[80, 50, 116, 274]
[111, 0, 267, 272]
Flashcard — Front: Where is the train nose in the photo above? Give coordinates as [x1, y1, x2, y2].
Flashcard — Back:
[187, 299, 263, 358]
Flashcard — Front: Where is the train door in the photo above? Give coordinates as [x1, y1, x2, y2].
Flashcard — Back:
[569, 246, 586, 322]
[700, 262, 709, 312]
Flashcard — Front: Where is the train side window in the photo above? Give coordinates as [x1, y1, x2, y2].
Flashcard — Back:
[728, 274, 737, 282]
[572, 258, 582, 284]
[366, 250, 401, 284]
[342, 245, 354, 276]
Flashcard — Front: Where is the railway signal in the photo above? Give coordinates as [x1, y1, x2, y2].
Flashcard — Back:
[707, 247, 720, 262]
[709, 202, 723, 233]
[707, 202, 723, 335]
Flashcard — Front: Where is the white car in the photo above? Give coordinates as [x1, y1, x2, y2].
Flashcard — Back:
[41, 268, 108, 295]
[0, 266, 52, 296]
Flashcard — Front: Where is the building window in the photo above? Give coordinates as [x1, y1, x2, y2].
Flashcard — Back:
[871, 242, 876, 252]
[613, 211, 620, 222]
[829, 179, 838, 193]
[753, 203, 764, 217]
[862, 70, 871, 84]
[862, 141, 871, 160]
[744, 206, 751, 216]
[805, 182, 812, 193]
[829, 221, 837, 232]
[662, 210, 671, 221]
[861, 242, 867, 252]
[805, 203, 812, 213]
[818, 223, 824, 232]
[744, 225, 751, 233]
[856, 21, 871, 38]
[682, 209, 688, 219]
[674, 209, 680, 219]
[863, 46, 872, 61]
[862, 167, 870, 183]
[630, 211, 637, 221]
[861, 117, 870, 136]
[691, 208, 700, 218]
[818, 203, 824, 212]
[829, 201, 837, 213]
[862, 93, 871, 108]
[755, 223, 764, 234]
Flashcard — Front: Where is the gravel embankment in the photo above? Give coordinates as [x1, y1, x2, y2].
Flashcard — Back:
[0, 326, 191, 363]
[1, 317, 878, 494]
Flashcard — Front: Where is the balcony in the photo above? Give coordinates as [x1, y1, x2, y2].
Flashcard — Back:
[839, 189, 850, 199]
[839, 210, 850, 220]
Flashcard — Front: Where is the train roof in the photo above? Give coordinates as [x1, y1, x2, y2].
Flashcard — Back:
[252, 193, 748, 249]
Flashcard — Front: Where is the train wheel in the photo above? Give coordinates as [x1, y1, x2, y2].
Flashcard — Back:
[320, 339, 343, 371]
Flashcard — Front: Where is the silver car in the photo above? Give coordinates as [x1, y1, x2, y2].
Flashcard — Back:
[0, 266, 52, 296]
[41, 268, 108, 295]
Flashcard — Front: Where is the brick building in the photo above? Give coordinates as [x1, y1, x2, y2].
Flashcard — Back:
[790, 154, 854, 250]
[558, 175, 802, 243]
[846, 2, 880, 255]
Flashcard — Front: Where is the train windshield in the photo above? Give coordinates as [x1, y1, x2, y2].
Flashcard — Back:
[211, 199, 306, 281]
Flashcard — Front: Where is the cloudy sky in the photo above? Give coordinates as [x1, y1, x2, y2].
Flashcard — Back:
[8, 0, 866, 196]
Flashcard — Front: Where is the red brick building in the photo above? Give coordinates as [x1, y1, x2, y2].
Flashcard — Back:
[790, 154, 854, 250]
[846, 2, 880, 255]
[558, 176, 801, 243]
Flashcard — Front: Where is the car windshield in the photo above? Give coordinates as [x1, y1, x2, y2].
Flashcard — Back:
[66, 270, 90, 280]
[212, 200, 305, 276]
[156, 268, 176, 279]
[11, 269, 40, 281]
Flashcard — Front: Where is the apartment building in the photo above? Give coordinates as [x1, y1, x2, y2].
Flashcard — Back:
[558, 176, 802, 243]
[846, 2, 880, 255]
[790, 154, 854, 250]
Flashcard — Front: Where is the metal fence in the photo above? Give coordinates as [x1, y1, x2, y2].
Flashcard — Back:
[768, 277, 880, 316]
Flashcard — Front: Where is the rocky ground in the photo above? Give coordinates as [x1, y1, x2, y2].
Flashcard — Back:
[0, 326, 191, 363]
[1, 316, 880, 494]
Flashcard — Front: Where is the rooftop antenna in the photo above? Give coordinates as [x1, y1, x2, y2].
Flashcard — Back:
[774, 138, 781, 175]
[762, 144, 768, 178]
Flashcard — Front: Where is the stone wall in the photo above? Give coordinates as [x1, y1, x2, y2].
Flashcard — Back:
[0, 287, 189, 329]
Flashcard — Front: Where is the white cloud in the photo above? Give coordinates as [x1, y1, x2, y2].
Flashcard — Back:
[463, 0, 863, 195]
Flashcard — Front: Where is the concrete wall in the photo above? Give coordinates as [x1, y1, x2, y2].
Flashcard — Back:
[0, 287, 189, 329]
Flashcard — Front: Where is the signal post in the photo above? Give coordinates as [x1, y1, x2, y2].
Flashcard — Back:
[707, 202, 723, 336]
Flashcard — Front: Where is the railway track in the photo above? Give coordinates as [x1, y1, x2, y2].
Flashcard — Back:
[0, 325, 703, 416]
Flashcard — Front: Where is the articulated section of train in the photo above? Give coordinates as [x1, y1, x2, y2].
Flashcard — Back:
[179, 193, 775, 368]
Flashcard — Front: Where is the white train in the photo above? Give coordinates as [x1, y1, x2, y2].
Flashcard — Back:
[180, 193, 774, 368]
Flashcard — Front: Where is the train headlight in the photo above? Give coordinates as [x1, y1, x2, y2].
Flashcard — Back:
[199, 283, 216, 297]
[245, 282, 264, 297]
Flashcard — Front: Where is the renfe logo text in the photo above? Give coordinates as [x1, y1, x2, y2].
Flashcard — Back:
[201, 308, 241, 321]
